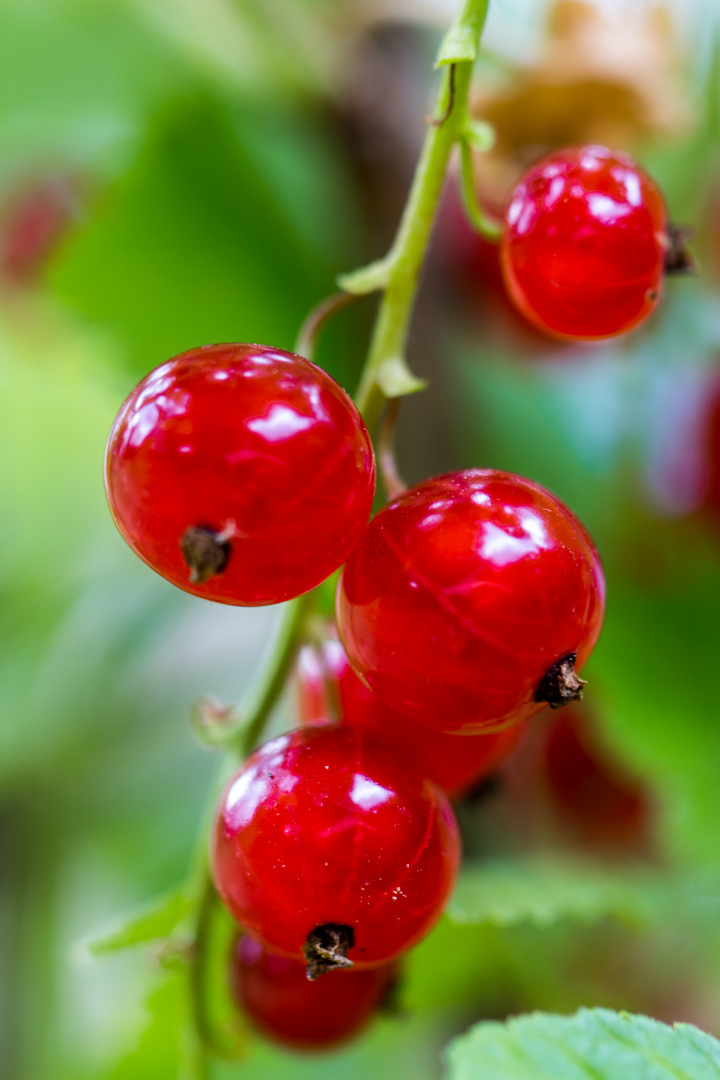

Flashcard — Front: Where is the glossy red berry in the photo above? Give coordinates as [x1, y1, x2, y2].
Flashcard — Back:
[211, 725, 460, 974]
[297, 642, 525, 799]
[501, 145, 668, 340]
[337, 470, 605, 734]
[105, 343, 375, 605]
[0, 175, 79, 286]
[542, 706, 653, 854]
[230, 935, 395, 1050]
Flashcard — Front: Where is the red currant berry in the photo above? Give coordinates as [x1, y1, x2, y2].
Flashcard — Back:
[0, 175, 78, 286]
[105, 344, 376, 605]
[211, 725, 460, 975]
[337, 470, 605, 734]
[500, 145, 668, 340]
[297, 642, 525, 799]
[542, 706, 653, 854]
[296, 643, 337, 729]
[230, 934, 395, 1050]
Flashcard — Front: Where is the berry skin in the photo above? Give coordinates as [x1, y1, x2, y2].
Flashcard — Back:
[297, 642, 525, 799]
[230, 935, 395, 1050]
[336, 470, 605, 734]
[0, 176, 79, 286]
[105, 343, 375, 606]
[500, 145, 668, 340]
[542, 706, 653, 854]
[211, 725, 460, 974]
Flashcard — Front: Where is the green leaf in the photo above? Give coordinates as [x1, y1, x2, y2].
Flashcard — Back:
[102, 970, 185, 1080]
[0, 2, 184, 178]
[49, 93, 356, 386]
[87, 890, 192, 957]
[445, 1007, 720, 1080]
[589, 566, 720, 875]
[448, 858, 664, 929]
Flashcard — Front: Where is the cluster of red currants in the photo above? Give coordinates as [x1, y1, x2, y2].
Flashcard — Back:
[102, 140, 676, 1050]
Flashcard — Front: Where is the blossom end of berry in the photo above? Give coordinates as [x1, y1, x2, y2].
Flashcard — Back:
[664, 222, 694, 275]
[181, 525, 231, 584]
[303, 924, 355, 980]
[535, 653, 586, 710]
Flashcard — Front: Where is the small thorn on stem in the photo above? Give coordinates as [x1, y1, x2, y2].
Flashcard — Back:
[664, 223, 694, 275]
[181, 524, 233, 584]
[303, 924, 354, 980]
[535, 653, 586, 709]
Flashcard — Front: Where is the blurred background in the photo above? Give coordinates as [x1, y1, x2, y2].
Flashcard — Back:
[3, 0, 720, 1076]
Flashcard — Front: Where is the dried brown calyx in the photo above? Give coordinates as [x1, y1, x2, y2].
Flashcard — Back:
[181, 525, 232, 584]
[535, 653, 586, 709]
[303, 924, 355, 981]
[664, 223, 694, 275]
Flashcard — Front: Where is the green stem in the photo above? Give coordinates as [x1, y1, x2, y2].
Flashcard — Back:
[238, 594, 309, 758]
[294, 291, 360, 363]
[377, 398, 407, 501]
[183, 0, 493, 1058]
[458, 136, 502, 241]
[179, 1021, 209, 1080]
[189, 878, 236, 1063]
[184, 596, 308, 1060]
[437, 0, 490, 64]
[353, 0, 491, 428]
[354, 63, 469, 425]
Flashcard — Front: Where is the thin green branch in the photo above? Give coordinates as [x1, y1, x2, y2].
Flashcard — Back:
[377, 398, 407, 501]
[182, 596, 309, 1062]
[352, 0, 493, 429]
[189, 879, 238, 1063]
[436, 0, 491, 66]
[238, 595, 309, 758]
[179, 1019, 210, 1080]
[182, 0, 495, 1062]
[458, 136, 502, 241]
[294, 291, 360, 362]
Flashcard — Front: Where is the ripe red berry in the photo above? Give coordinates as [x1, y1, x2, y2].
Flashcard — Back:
[297, 642, 525, 799]
[0, 176, 79, 286]
[211, 725, 460, 975]
[336, 470, 605, 734]
[230, 934, 395, 1050]
[105, 343, 375, 605]
[542, 706, 653, 854]
[500, 145, 668, 340]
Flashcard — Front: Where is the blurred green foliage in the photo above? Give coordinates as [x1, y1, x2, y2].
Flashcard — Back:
[4, 0, 720, 1078]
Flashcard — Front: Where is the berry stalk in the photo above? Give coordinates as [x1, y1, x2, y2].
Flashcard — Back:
[180, 0, 494, 1063]
[343, 0, 492, 428]
[182, 597, 311, 1068]
[237, 594, 311, 757]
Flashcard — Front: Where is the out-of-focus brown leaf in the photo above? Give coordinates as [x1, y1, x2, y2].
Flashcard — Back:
[471, 0, 695, 206]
